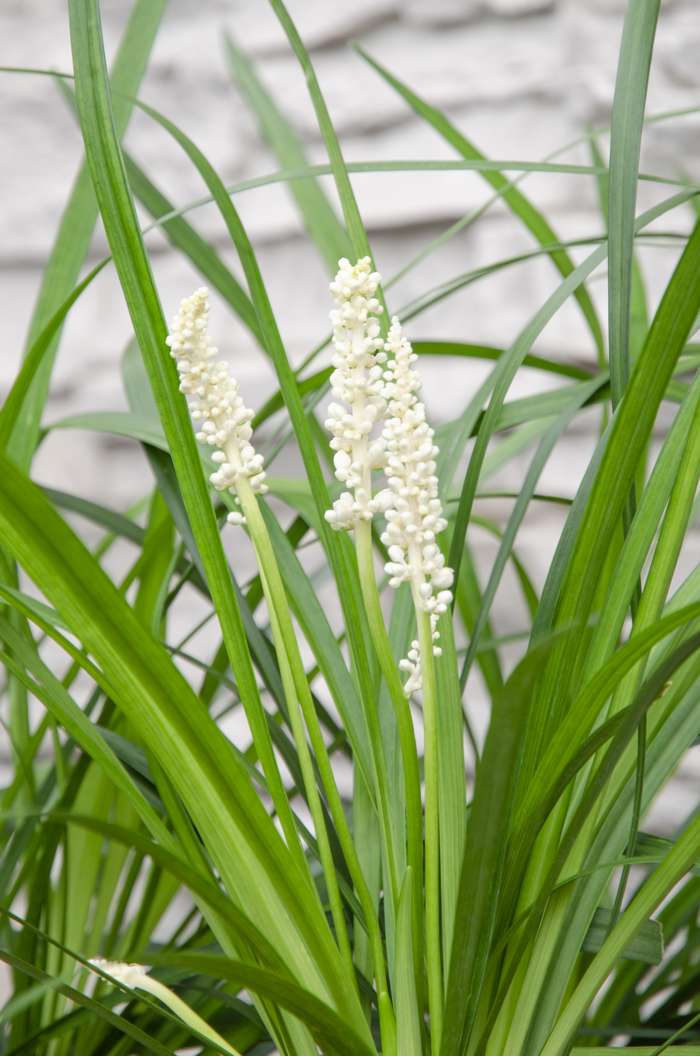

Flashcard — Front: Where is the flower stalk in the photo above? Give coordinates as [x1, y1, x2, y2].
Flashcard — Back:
[381, 315, 452, 1056]
[236, 480, 397, 1050]
[416, 606, 443, 1054]
[324, 258, 425, 993]
[324, 260, 454, 1052]
[89, 959, 242, 1056]
[235, 478, 356, 981]
[354, 517, 425, 982]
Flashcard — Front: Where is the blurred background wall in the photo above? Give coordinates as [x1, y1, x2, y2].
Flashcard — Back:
[2, 0, 700, 819]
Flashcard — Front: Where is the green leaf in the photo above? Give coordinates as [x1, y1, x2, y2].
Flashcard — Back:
[268, 0, 369, 262]
[0, 450, 360, 1027]
[541, 805, 700, 1056]
[9, 0, 166, 469]
[607, 0, 661, 404]
[223, 31, 348, 270]
[441, 635, 561, 1055]
[582, 907, 663, 965]
[0, 584, 68, 631]
[41, 486, 144, 546]
[540, 217, 700, 745]
[459, 375, 605, 691]
[413, 341, 592, 381]
[50, 813, 285, 970]
[46, 411, 167, 451]
[526, 660, 700, 1051]
[356, 45, 605, 366]
[148, 952, 376, 1056]
[393, 869, 422, 1056]
[0, 260, 108, 453]
[444, 186, 699, 597]
[0, 616, 168, 843]
[515, 637, 700, 1056]
[124, 156, 262, 343]
[513, 601, 700, 848]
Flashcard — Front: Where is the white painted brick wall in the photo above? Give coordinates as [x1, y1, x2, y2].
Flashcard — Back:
[2, 1, 699, 823]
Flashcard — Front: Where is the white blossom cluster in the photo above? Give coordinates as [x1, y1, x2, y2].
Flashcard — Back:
[89, 958, 148, 989]
[324, 257, 392, 530]
[166, 288, 267, 526]
[323, 259, 454, 695]
[381, 318, 454, 694]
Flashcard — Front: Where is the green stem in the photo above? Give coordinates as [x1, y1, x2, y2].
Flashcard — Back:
[417, 607, 443, 1055]
[261, 559, 355, 979]
[237, 480, 391, 1051]
[355, 521, 425, 987]
[0, 551, 34, 806]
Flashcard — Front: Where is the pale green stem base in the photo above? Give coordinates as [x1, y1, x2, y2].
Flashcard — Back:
[417, 606, 443, 1056]
[236, 479, 392, 1051]
[355, 521, 425, 998]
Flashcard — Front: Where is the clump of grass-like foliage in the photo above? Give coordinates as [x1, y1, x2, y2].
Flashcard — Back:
[3, 1, 700, 1054]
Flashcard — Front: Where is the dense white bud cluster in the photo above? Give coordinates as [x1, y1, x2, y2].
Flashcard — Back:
[323, 260, 454, 695]
[166, 288, 267, 526]
[324, 258, 391, 530]
[381, 317, 454, 695]
[89, 958, 148, 989]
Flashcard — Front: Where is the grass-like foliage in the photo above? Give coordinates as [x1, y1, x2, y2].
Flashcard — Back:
[3, 1, 700, 1053]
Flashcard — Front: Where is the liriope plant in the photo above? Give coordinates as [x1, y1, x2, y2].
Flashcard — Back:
[3, 1, 700, 1055]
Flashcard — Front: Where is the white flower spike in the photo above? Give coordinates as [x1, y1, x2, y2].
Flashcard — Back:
[324, 257, 391, 530]
[381, 317, 454, 695]
[166, 287, 267, 526]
